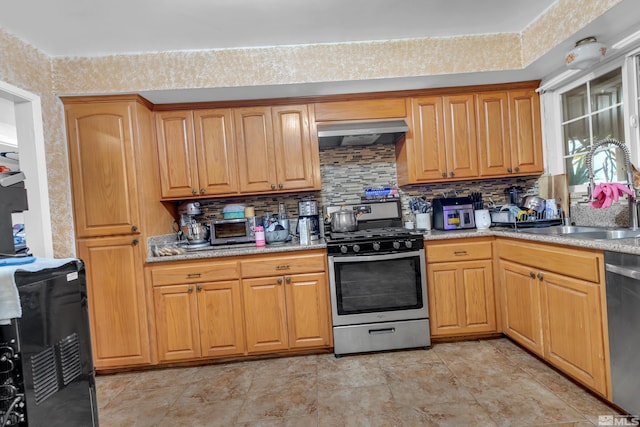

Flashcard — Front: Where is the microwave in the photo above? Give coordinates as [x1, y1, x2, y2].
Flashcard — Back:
[210, 218, 256, 245]
[432, 197, 476, 230]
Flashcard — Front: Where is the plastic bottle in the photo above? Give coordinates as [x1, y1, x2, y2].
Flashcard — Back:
[255, 226, 265, 247]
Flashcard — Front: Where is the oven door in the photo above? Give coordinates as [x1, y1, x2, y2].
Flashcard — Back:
[328, 250, 428, 326]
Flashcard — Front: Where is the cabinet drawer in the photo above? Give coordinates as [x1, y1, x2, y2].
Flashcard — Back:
[497, 239, 601, 283]
[151, 260, 240, 286]
[241, 252, 326, 278]
[426, 240, 492, 263]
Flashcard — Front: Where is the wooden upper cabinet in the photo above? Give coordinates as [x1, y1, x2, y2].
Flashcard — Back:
[65, 102, 141, 238]
[477, 90, 543, 177]
[409, 96, 447, 181]
[443, 94, 478, 179]
[235, 106, 277, 193]
[193, 109, 239, 196]
[156, 109, 239, 199]
[508, 89, 543, 175]
[236, 105, 319, 194]
[155, 110, 199, 198]
[314, 98, 407, 121]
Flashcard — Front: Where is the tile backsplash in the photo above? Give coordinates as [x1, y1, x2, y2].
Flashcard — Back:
[194, 144, 541, 224]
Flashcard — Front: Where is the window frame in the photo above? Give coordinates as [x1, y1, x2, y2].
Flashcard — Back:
[541, 48, 640, 193]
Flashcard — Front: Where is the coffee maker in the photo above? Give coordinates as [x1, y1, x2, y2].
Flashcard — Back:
[176, 201, 210, 247]
[0, 171, 29, 257]
[297, 200, 320, 241]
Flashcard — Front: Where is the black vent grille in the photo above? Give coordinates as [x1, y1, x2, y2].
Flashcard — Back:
[30, 347, 59, 404]
[57, 333, 82, 385]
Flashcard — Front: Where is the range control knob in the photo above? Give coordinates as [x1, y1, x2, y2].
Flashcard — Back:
[340, 245, 349, 254]
[372, 242, 381, 251]
[353, 244, 361, 253]
[405, 240, 413, 248]
[393, 241, 401, 250]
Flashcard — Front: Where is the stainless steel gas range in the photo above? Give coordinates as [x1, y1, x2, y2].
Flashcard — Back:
[325, 200, 430, 356]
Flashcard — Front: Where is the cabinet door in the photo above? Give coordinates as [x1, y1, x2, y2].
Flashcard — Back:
[428, 260, 496, 337]
[65, 102, 141, 237]
[198, 280, 246, 357]
[443, 94, 478, 179]
[76, 236, 150, 369]
[285, 272, 331, 349]
[235, 107, 277, 193]
[272, 104, 318, 191]
[243, 276, 288, 353]
[540, 272, 607, 395]
[477, 92, 512, 177]
[153, 284, 201, 362]
[499, 259, 543, 356]
[155, 110, 200, 198]
[193, 109, 239, 196]
[508, 89, 543, 175]
[410, 97, 447, 181]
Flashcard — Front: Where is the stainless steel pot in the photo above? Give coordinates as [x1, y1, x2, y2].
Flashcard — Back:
[331, 208, 358, 232]
[522, 195, 546, 213]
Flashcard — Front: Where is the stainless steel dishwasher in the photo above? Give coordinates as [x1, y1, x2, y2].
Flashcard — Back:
[604, 251, 640, 414]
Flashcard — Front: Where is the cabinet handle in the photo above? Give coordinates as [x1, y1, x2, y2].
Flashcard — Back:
[197, 285, 203, 291]
[278, 183, 283, 189]
[200, 188, 205, 194]
[277, 278, 283, 284]
[449, 171, 455, 177]
[192, 188, 197, 195]
[276, 264, 290, 270]
[441, 172, 447, 177]
[454, 251, 467, 256]
[529, 271, 535, 278]
[537, 272, 544, 280]
[188, 286, 194, 293]
[187, 273, 201, 278]
[285, 277, 291, 283]
[507, 167, 513, 173]
[132, 239, 139, 246]
[514, 167, 520, 172]
[271, 184, 276, 190]
[131, 225, 138, 232]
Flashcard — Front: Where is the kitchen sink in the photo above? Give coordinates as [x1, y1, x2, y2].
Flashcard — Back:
[517, 226, 640, 240]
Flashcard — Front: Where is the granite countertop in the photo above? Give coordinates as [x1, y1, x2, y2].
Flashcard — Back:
[146, 227, 640, 264]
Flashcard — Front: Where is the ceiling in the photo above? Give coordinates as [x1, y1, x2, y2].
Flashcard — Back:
[0, 0, 555, 57]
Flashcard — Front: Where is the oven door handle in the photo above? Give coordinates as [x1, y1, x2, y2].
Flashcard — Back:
[329, 250, 423, 263]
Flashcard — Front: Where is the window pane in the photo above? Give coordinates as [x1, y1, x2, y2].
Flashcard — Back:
[566, 156, 589, 186]
[590, 68, 623, 112]
[562, 84, 588, 120]
[592, 105, 624, 141]
[563, 117, 589, 156]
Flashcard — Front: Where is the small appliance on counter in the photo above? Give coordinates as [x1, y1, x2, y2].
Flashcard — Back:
[176, 201, 209, 248]
[0, 171, 29, 257]
[296, 200, 320, 240]
[432, 197, 476, 230]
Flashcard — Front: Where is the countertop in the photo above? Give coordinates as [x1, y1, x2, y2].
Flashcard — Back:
[146, 227, 640, 264]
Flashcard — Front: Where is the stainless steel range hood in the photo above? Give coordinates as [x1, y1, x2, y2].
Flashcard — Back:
[316, 119, 408, 148]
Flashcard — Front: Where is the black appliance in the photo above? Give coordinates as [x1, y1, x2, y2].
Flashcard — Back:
[432, 197, 476, 230]
[324, 200, 430, 356]
[0, 260, 98, 426]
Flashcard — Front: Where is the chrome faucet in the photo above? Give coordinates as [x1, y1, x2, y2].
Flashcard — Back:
[585, 138, 639, 230]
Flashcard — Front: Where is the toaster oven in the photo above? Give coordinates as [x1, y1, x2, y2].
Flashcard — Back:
[432, 197, 476, 230]
[210, 218, 256, 245]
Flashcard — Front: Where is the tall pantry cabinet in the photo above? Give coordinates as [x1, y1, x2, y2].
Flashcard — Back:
[63, 95, 174, 370]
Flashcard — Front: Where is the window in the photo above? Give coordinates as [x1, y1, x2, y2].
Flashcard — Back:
[561, 68, 625, 187]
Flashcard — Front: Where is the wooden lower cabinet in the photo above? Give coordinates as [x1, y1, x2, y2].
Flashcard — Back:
[243, 277, 289, 353]
[153, 280, 245, 362]
[496, 239, 609, 397]
[77, 236, 151, 369]
[286, 272, 331, 349]
[426, 238, 497, 337]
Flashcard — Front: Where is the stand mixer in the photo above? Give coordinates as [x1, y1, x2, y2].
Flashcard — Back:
[176, 201, 210, 248]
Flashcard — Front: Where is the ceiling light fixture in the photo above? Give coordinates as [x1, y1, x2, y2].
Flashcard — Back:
[611, 29, 640, 50]
[565, 36, 607, 70]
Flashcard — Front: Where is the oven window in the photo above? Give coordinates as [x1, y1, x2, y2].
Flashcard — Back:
[333, 256, 423, 315]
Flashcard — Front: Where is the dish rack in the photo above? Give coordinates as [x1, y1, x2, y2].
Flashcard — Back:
[490, 208, 565, 228]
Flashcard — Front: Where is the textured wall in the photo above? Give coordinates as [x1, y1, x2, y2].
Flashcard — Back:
[0, 1, 624, 256]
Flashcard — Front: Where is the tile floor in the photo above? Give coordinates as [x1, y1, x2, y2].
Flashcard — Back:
[96, 338, 622, 426]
